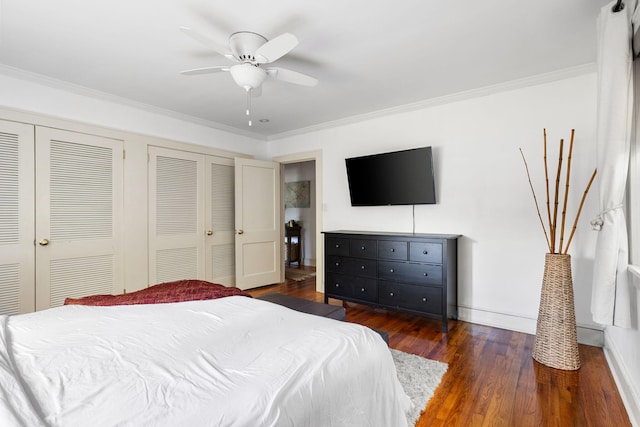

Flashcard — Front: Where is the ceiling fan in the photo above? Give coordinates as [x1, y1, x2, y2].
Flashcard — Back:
[180, 26, 319, 126]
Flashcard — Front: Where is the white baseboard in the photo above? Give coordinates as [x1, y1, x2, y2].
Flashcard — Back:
[457, 305, 604, 347]
[603, 330, 640, 427]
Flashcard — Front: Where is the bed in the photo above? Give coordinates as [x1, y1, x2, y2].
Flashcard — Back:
[0, 281, 411, 426]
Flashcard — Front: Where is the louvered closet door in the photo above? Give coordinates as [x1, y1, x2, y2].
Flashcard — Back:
[0, 120, 35, 315]
[148, 147, 205, 284]
[205, 156, 235, 286]
[34, 127, 124, 310]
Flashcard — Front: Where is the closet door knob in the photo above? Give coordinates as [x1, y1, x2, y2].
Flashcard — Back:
[38, 238, 50, 246]
[206, 230, 213, 236]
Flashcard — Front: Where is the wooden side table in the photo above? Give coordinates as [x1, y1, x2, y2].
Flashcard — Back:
[285, 224, 302, 266]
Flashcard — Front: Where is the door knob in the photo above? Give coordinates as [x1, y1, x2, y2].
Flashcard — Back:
[237, 229, 244, 235]
[206, 230, 213, 236]
[38, 238, 50, 246]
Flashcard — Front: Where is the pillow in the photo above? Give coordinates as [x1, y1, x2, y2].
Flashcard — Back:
[64, 280, 252, 306]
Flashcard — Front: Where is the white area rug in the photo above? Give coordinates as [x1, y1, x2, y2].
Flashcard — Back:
[391, 348, 448, 426]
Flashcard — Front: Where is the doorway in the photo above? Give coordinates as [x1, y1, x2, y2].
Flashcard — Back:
[274, 150, 324, 293]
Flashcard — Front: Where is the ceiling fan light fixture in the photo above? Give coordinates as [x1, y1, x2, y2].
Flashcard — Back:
[230, 63, 267, 90]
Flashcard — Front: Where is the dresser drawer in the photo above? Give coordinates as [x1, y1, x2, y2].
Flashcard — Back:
[409, 242, 442, 264]
[379, 282, 442, 315]
[350, 276, 377, 302]
[378, 240, 408, 260]
[350, 239, 377, 259]
[326, 255, 349, 273]
[325, 273, 353, 298]
[326, 237, 350, 256]
[346, 258, 377, 278]
[378, 261, 443, 285]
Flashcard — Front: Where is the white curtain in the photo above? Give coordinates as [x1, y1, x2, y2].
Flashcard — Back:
[591, 1, 635, 327]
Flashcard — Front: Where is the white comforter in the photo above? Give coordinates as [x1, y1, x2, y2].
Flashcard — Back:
[0, 296, 411, 426]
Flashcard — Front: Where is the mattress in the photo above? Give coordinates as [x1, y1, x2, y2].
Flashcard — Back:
[0, 296, 411, 426]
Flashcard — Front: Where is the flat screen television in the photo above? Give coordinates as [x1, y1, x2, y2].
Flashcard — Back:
[345, 147, 436, 206]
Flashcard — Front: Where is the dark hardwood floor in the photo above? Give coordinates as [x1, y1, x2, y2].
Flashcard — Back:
[249, 268, 631, 427]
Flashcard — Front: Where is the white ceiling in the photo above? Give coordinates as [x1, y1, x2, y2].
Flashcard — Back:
[0, 0, 610, 139]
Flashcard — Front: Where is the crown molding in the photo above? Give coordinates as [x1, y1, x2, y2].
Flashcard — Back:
[0, 64, 265, 140]
[0, 62, 596, 143]
[267, 63, 597, 141]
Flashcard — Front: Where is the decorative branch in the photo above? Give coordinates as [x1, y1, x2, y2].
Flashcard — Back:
[543, 128, 552, 251]
[521, 129, 597, 255]
[551, 139, 564, 253]
[563, 168, 598, 254]
[519, 148, 552, 252]
[559, 129, 575, 254]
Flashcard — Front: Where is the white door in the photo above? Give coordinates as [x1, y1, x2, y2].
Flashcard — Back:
[205, 156, 236, 286]
[148, 146, 205, 284]
[34, 127, 124, 310]
[0, 120, 35, 315]
[234, 158, 281, 290]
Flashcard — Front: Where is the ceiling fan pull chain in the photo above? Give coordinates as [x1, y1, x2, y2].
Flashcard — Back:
[246, 87, 252, 126]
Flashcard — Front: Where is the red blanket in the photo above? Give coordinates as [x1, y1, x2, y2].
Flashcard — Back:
[64, 280, 252, 306]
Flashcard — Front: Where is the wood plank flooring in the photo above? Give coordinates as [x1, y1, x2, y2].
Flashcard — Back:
[248, 270, 631, 427]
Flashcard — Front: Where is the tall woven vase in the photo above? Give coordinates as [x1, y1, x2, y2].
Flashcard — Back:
[532, 253, 581, 370]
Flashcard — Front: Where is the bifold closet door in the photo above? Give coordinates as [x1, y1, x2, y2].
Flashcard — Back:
[148, 147, 205, 284]
[0, 120, 35, 315]
[205, 157, 235, 286]
[148, 147, 237, 286]
[35, 127, 124, 310]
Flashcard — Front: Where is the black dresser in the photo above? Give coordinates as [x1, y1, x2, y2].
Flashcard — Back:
[323, 231, 459, 332]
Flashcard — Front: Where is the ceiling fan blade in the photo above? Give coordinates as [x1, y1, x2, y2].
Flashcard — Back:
[179, 26, 233, 60]
[255, 33, 298, 64]
[266, 67, 318, 87]
[180, 66, 230, 75]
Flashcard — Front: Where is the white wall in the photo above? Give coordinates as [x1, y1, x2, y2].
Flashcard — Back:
[268, 72, 602, 341]
[284, 161, 316, 266]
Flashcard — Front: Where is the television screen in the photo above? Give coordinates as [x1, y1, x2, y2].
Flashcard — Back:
[345, 147, 436, 206]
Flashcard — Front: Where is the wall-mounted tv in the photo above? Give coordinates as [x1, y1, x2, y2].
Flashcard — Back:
[345, 147, 436, 206]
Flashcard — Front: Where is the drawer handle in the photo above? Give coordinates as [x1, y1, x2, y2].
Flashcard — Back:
[422, 297, 427, 302]
[335, 283, 340, 288]
[390, 248, 395, 252]
[335, 244, 340, 248]
[361, 246, 366, 251]
[361, 265, 366, 270]
[361, 288, 365, 292]
[423, 272, 428, 277]
[423, 250, 428, 255]
[389, 292, 394, 297]
[335, 262, 340, 267]
[389, 268, 395, 273]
